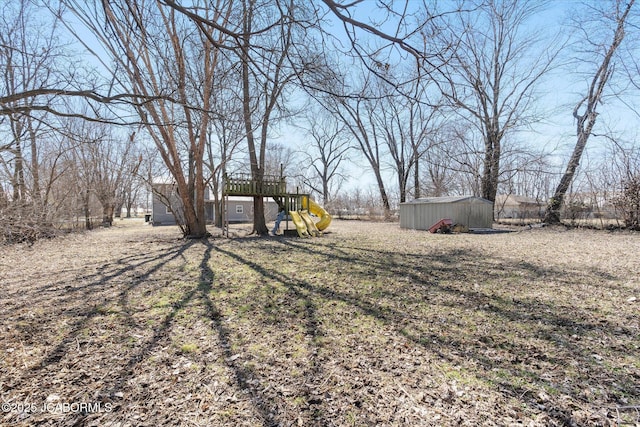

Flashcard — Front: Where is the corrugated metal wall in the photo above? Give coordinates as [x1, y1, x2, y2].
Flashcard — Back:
[400, 198, 493, 230]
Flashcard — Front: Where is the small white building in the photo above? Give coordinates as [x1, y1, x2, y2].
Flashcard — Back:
[400, 196, 493, 230]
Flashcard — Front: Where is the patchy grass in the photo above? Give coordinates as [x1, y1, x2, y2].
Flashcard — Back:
[0, 219, 639, 426]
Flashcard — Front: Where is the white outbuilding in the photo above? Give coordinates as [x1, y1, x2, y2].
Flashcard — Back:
[399, 196, 493, 231]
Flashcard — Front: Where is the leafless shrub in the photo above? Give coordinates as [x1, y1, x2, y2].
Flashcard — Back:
[614, 174, 640, 230]
[0, 203, 59, 245]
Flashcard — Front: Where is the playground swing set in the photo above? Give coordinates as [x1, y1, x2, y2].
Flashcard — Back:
[221, 170, 331, 238]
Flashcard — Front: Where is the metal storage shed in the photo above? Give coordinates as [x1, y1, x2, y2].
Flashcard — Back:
[400, 196, 493, 230]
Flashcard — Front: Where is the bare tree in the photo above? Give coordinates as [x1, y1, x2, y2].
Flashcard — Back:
[298, 107, 351, 206]
[544, 0, 635, 223]
[370, 69, 439, 203]
[430, 0, 561, 207]
[611, 144, 640, 229]
[264, 143, 296, 178]
[45, 117, 95, 230]
[428, 123, 484, 197]
[94, 134, 139, 226]
[1, 1, 52, 205]
[169, 0, 321, 235]
[65, 118, 137, 226]
[373, 94, 413, 204]
[120, 176, 144, 218]
[61, 0, 235, 237]
[406, 78, 441, 200]
[204, 64, 245, 227]
[116, 145, 145, 219]
[236, 0, 318, 234]
[0, 0, 72, 241]
[1, 1, 177, 128]
[323, 73, 393, 217]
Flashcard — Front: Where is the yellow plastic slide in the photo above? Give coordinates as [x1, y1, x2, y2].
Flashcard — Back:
[300, 210, 321, 237]
[301, 197, 332, 231]
[289, 211, 310, 238]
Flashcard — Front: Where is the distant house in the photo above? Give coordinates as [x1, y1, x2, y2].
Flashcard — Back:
[151, 184, 278, 225]
[151, 183, 214, 226]
[495, 194, 544, 220]
[151, 183, 179, 225]
[399, 196, 493, 230]
[224, 197, 280, 223]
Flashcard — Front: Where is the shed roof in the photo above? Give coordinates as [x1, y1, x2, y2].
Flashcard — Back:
[403, 196, 492, 205]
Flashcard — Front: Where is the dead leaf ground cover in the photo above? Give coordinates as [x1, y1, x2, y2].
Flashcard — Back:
[0, 219, 639, 426]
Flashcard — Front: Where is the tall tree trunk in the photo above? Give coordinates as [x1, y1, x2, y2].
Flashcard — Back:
[240, 1, 269, 236]
[373, 169, 391, 219]
[83, 191, 92, 230]
[322, 173, 329, 206]
[414, 150, 420, 199]
[544, 122, 593, 224]
[215, 197, 223, 228]
[79, 1, 217, 240]
[13, 136, 25, 202]
[398, 167, 408, 204]
[28, 119, 41, 205]
[114, 201, 123, 218]
[544, 0, 633, 224]
[175, 177, 207, 238]
[102, 202, 114, 226]
[481, 134, 500, 204]
[253, 196, 267, 233]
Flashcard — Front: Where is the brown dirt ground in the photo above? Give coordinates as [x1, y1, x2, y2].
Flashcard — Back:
[0, 219, 639, 426]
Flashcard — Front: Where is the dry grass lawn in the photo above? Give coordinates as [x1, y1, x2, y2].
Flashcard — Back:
[1, 219, 639, 426]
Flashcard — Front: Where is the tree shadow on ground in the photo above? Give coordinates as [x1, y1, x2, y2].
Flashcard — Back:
[4, 241, 195, 369]
[0, 238, 204, 425]
[211, 241, 332, 426]
[211, 236, 638, 425]
[196, 240, 283, 427]
[3, 229, 637, 426]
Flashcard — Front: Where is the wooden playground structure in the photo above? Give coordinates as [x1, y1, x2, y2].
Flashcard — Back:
[222, 172, 331, 237]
